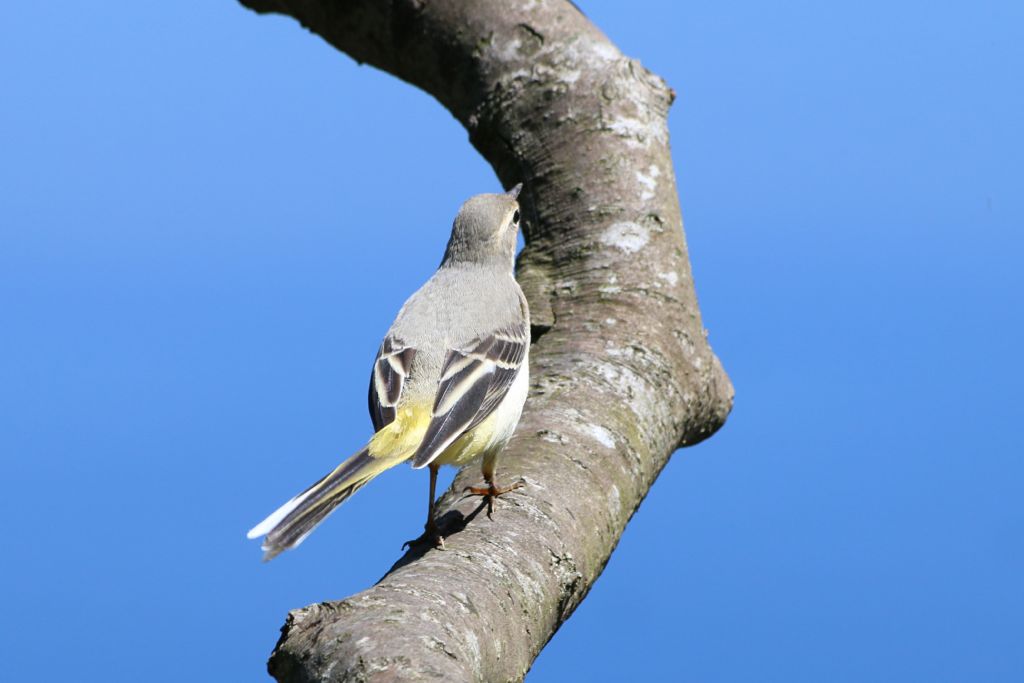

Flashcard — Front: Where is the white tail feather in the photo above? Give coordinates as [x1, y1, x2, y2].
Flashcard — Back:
[246, 489, 314, 540]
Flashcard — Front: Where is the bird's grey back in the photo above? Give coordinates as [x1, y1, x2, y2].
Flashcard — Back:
[386, 265, 528, 393]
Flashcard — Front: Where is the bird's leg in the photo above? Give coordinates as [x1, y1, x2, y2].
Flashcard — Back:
[464, 455, 524, 519]
[403, 463, 445, 550]
[425, 463, 444, 548]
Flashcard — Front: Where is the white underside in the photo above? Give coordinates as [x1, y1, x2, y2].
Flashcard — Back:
[485, 360, 530, 449]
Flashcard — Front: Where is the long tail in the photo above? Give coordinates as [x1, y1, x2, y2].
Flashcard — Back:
[247, 405, 432, 560]
[247, 447, 392, 561]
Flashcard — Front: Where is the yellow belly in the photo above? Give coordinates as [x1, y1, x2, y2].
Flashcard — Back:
[368, 403, 431, 460]
[432, 410, 502, 466]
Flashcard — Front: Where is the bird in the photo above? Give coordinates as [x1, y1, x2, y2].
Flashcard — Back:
[247, 185, 530, 560]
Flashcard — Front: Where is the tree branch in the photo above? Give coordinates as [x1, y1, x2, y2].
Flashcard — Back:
[239, 1, 734, 680]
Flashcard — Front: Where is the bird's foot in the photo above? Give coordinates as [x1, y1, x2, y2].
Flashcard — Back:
[402, 521, 445, 551]
[463, 479, 525, 519]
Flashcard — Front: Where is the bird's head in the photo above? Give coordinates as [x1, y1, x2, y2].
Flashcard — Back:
[441, 184, 522, 269]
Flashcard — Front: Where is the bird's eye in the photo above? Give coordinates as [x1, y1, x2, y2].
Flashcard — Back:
[512, 210, 520, 224]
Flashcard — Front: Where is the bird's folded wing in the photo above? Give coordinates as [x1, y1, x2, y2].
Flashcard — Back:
[410, 322, 528, 468]
[368, 336, 416, 432]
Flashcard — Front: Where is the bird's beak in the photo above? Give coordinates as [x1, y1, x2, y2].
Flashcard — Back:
[506, 183, 523, 199]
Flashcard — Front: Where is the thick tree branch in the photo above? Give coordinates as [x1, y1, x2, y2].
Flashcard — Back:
[239, 1, 734, 680]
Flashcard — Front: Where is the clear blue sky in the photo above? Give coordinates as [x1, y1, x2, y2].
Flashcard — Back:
[1, 2, 1021, 681]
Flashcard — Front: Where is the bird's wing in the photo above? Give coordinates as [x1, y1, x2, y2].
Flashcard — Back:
[368, 336, 416, 432]
[410, 320, 529, 468]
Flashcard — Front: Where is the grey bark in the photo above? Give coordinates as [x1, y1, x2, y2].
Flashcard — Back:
[239, 1, 734, 681]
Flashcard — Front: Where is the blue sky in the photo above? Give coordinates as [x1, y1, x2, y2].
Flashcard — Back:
[1, 1, 1021, 681]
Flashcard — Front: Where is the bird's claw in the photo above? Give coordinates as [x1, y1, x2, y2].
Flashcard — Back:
[402, 522, 445, 551]
[463, 479, 525, 518]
